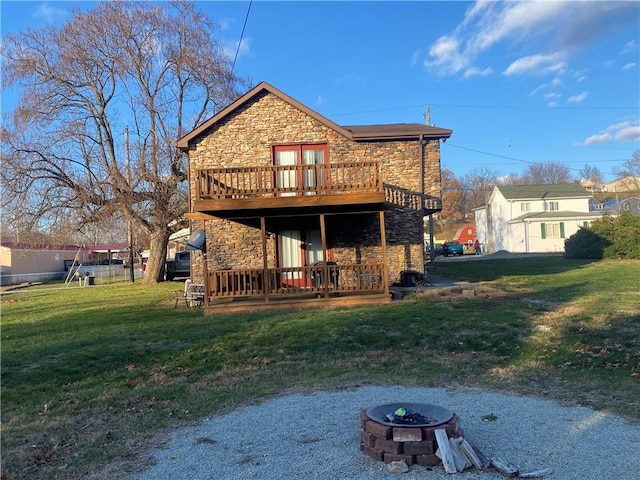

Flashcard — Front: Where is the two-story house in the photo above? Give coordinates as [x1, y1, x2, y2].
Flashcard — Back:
[474, 184, 603, 254]
[176, 82, 452, 312]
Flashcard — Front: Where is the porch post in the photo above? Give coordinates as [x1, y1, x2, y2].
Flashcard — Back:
[319, 213, 329, 297]
[261, 216, 270, 303]
[379, 211, 390, 297]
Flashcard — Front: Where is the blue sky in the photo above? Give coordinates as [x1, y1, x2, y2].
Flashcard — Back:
[2, 1, 639, 183]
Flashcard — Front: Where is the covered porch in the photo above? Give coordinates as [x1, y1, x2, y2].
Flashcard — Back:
[192, 210, 392, 313]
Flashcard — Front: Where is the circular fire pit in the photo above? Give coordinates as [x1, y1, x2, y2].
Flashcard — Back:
[360, 403, 463, 467]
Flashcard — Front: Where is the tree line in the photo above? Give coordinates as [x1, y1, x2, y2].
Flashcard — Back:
[437, 153, 640, 229]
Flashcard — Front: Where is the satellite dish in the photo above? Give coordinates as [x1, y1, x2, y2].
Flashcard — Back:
[186, 229, 206, 251]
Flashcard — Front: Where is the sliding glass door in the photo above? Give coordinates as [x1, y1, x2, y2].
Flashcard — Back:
[274, 144, 328, 196]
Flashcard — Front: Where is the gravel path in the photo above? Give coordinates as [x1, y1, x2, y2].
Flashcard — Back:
[136, 386, 639, 479]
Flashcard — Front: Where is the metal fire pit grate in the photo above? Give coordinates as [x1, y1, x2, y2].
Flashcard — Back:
[366, 402, 453, 427]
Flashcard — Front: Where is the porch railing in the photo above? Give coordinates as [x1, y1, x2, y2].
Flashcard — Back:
[206, 263, 385, 301]
[196, 161, 382, 200]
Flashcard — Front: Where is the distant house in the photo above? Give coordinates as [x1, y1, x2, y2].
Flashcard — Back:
[0, 243, 131, 285]
[619, 197, 640, 214]
[168, 228, 190, 258]
[474, 183, 603, 254]
[604, 176, 640, 193]
[1, 244, 84, 284]
[598, 197, 640, 215]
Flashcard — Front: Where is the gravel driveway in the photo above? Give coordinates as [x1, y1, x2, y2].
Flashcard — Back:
[136, 385, 639, 479]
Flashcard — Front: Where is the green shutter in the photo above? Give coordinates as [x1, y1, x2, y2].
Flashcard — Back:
[583, 221, 588, 228]
[560, 222, 565, 238]
[541, 223, 546, 239]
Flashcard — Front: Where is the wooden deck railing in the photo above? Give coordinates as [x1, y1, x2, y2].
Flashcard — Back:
[206, 263, 385, 302]
[196, 161, 382, 200]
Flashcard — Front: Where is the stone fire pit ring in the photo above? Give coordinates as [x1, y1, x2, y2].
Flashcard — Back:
[360, 402, 463, 467]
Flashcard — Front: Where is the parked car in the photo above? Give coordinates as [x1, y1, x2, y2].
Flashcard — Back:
[165, 251, 191, 281]
[443, 241, 464, 256]
[425, 243, 444, 256]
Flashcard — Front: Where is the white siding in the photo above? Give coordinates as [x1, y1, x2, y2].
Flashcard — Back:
[480, 186, 598, 254]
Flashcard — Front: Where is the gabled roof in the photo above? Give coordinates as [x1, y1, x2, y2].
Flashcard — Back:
[177, 81, 452, 150]
[496, 183, 591, 200]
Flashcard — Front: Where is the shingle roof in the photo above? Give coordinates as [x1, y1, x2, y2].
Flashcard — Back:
[177, 82, 452, 150]
[343, 123, 452, 140]
[497, 183, 591, 200]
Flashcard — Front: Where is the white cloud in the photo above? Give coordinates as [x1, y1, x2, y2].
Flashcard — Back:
[621, 62, 637, 71]
[424, 35, 466, 74]
[335, 73, 360, 84]
[585, 121, 640, 145]
[223, 37, 251, 61]
[567, 92, 588, 104]
[411, 50, 420, 66]
[463, 66, 493, 78]
[218, 18, 234, 32]
[33, 2, 67, 24]
[504, 54, 566, 76]
[425, 1, 639, 78]
[620, 40, 637, 55]
[574, 70, 587, 82]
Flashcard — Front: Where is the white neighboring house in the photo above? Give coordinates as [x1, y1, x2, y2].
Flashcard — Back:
[474, 183, 604, 254]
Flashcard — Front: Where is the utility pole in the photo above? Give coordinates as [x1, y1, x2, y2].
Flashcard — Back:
[424, 106, 431, 126]
[125, 126, 135, 283]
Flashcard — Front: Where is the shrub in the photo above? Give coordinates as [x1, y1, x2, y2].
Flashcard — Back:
[564, 228, 609, 259]
[565, 212, 640, 259]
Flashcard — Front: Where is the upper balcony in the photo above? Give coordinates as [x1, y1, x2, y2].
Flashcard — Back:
[192, 161, 442, 218]
[193, 161, 386, 217]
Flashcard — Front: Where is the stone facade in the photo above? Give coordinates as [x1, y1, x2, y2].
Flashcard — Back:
[184, 88, 444, 286]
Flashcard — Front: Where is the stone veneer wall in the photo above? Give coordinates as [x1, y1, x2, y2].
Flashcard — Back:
[187, 91, 442, 284]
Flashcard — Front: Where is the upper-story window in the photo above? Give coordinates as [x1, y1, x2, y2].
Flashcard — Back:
[520, 202, 530, 212]
[274, 144, 328, 197]
[549, 201, 559, 211]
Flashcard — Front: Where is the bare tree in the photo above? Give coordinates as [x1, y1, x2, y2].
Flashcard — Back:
[579, 164, 604, 191]
[612, 150, 640, 192]
[520, 161, 574, 184]
[2, 1, 246, 283]
[460, 166, 498, 215]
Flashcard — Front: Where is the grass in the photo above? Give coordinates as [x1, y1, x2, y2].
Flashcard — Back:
[2, 257, 639, 479]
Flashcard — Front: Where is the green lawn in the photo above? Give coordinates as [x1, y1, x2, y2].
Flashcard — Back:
[2, 257, 639, 479]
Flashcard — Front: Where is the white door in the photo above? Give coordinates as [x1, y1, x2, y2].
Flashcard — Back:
[275, 149, 297, 197]
[280, 230, 302, 286]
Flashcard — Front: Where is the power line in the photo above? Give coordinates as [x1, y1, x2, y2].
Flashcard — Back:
[231, 0, 252, 74]
[445, 143, 629, 164]
[442, 143, 625, 176]
[329, 102, 638, 117]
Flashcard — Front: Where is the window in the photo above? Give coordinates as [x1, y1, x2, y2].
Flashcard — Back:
[274, 144, 328, 196]
[549, 201, 559, 211]
[541, 222, 565, 239]
[520, 202, 530, 212]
